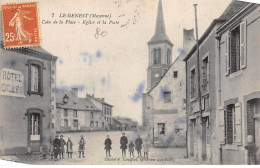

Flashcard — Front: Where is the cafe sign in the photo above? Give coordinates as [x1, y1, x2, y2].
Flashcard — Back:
[0, 68, 25, 97]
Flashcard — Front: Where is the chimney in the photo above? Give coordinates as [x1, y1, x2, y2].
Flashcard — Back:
[183, 29, 195, 49]
[72, 88, 78, 97]
[101, 98, 105, 102]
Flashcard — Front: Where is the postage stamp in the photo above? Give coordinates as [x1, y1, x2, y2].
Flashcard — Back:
[1, 2, 40, 48]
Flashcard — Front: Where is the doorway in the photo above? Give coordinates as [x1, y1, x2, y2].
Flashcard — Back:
[247, 98, 260, 164]
[27, 109, 43, 153]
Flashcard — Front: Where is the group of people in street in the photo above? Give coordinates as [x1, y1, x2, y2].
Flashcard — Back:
[104, 132, 152, 159]
[45, 132, 152, 161]
[49, 135, 86, 161]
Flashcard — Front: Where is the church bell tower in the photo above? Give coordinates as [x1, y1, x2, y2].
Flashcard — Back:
[147, 0, 173, 92]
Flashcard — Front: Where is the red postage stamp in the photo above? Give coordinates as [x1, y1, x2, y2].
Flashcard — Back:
[1, 2, 40, 48]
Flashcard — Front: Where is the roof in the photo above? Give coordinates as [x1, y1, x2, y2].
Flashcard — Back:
[86, 96, 113, 107]
[0, 41, 58, 61]
[112, 117, 137, 125]
[218, 0, 249, 20]
[183, 0, 248, 61]
[56, 89, 100, 111]
[147, 0, 173, 46]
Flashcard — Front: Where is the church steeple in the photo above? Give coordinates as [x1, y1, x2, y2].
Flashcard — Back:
[148, 0, 173, 46]
[146, 0, 173, 92]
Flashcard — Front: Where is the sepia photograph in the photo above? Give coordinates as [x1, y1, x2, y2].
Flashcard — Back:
[0, 0, 259, 165]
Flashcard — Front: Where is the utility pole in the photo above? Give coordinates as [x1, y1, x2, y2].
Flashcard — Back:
[193, 4, 203, 123]
[193, 4, 204, 161]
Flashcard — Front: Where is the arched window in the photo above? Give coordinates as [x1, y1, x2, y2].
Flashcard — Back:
[90, 121, 94, 127]
[153, 49, 157, 65]
[73, 120, 78, 128]
[64, 119, 68, 127]
[158, 48, 161, 64]
[167, 49, 171, 64]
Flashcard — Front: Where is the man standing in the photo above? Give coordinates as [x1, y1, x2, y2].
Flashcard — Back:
[59, 135, 66, 159]
[120, 132, 128, 157]
[135, 135, 143, 158]
[53, 135, 61, 161]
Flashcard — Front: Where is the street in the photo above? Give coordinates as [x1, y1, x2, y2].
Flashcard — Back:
[7, 131, 209, 165]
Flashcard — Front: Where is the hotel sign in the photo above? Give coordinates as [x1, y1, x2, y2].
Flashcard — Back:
[0, 68, 25, 97]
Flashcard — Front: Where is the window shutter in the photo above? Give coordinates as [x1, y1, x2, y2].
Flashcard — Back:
[235, 102, 242, 144]
[219, 108, 226, 144]
[240, 21, 247, 69]
[225, 35, 230, 76]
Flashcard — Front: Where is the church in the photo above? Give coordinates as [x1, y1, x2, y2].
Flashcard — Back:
[142, 0, 195, 147]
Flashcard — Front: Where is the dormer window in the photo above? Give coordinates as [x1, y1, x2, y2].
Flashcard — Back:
[63, 94, 69, 104]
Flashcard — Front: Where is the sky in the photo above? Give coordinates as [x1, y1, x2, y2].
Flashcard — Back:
[1, 0, 238, 124]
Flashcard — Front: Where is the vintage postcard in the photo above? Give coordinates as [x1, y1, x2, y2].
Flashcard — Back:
[0, 0, 259, 166]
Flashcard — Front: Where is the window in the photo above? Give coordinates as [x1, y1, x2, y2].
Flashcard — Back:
[173, 71, 178, 78]
[95, 121, 99, 127]
[91, 112, 94, 119]
[202, 57, 209, 93]
[31, 113, 40, 135]
[73, 120, 78, 128]
[226, 104, 236, 144]
[167, 49, 171, 64]
[164, 92, 171, 103]
[230, 26, 240, 73]
[226, 21, 247, 75]
[90, 121, 94, 127]
[31, 65, 39, 92]
[190, 68, 196, 99]
[158, 48, 161, 64]
[27, 60, 44, 96]
[64, 119, 68, 127]
[52, 105, 54, 110]
[64, 109, 68, 117]
[153, 49, 157, 65]
[158, 123, 165, 135]
[153, 48, 161, 65]
[73, 110, 77, 117]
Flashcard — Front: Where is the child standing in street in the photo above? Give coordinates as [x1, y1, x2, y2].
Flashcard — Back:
[104, 135, 112, 157]
[128, 141, 135, 158]
[78, 135, 86, 158]
[245, 135, 259, 165]
[66, 137, 73, 158]
[143, 139, 150, 159]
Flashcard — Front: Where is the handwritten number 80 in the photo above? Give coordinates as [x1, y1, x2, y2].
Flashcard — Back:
[95, 28, 107, 39]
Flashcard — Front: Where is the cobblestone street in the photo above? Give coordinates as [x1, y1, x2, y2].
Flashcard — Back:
[0, 131, 209, 165]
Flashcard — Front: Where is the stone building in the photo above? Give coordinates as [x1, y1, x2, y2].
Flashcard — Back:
[86, 94, 113, 129]
[142, 0, 173, 131]
[184, 0, 254, 164]
[112, 116, 139, 131]
[215, 2, 260, 165]
[148, 29, 195, 147]
[56, 89, 109, 132]
[0, 13, 58, 154]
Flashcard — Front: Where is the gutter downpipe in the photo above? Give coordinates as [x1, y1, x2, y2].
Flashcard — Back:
[215, 32, 223, 165]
